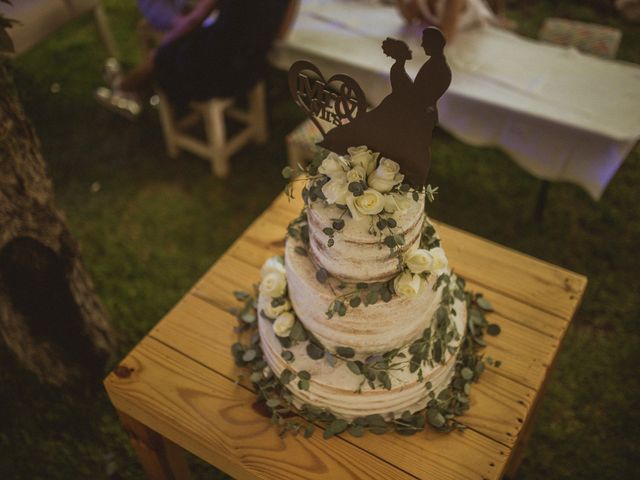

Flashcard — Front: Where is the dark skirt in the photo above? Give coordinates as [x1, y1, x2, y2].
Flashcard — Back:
[154, 0, 289, 108]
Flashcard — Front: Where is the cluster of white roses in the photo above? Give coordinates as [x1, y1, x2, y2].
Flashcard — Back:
[394, 246, 449, 299]
[259, 256, 295, 338]
[318, 146, 414, 220]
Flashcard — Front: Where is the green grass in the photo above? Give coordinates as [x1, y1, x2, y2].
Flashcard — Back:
[1, 1, 639, 478]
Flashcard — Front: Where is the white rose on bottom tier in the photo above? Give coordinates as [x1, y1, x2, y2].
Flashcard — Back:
[429, 247, 449, 274]
[368, 158, 405, 193]
[261, 256, 285, 278]
[405, 248, 434, 274]
[264, 299, 291, 319]
[260, 271, 287, 298]
[273, 311, 295, 337]
[394, 271, 424, 298]
[346, 189, 385, 220]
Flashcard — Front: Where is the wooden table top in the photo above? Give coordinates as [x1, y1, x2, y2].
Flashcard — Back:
[104, 191, 587, 480]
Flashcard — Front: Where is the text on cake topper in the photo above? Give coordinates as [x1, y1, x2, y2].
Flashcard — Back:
[288, 60, 367, 135]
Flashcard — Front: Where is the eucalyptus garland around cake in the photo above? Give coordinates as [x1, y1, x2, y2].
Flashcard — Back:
[231, 147, 501, 439]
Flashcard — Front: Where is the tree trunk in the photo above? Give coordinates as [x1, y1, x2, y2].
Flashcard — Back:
[0, 60, 115, 385]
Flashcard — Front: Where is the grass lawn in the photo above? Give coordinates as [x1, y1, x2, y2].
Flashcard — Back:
[1, 0, 639, 478]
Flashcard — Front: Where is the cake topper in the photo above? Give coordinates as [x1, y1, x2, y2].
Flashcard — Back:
[288, 27, 451, 188]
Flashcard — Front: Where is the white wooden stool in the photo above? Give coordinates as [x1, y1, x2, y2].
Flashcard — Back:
[157, 82, 268, 177]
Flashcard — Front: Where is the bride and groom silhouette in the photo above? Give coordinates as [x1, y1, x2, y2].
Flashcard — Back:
[316, 27, 451, 188]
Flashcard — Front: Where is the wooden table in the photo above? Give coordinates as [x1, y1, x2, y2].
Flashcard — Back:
[104, 191, 587, 480]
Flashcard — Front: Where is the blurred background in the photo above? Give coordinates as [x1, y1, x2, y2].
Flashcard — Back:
[0, 0, 639, 478]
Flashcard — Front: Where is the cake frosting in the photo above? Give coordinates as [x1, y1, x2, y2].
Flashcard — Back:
[285, 230, 443, 355]
[306, 193, 425, 283]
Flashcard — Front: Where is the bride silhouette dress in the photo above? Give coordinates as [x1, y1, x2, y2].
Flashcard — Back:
[318, 27, 451, 188]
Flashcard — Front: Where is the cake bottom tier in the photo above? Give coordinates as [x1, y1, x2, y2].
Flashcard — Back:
[258, 293, 468, 421]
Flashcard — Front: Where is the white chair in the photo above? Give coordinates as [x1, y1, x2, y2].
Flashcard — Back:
[157, 82, 268, 177]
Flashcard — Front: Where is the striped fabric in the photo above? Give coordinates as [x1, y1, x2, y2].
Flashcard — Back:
[539, 17, 622, 59]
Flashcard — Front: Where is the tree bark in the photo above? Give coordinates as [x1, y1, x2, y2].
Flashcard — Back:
[0, 60, 115, 385]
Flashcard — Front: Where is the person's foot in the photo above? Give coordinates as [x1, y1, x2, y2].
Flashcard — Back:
[94, 87, 142, 121]
[102, 58, 123, 88]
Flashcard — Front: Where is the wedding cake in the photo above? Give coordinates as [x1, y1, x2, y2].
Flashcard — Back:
[260, 147, 466, 417]
[231, 28, 497, 438]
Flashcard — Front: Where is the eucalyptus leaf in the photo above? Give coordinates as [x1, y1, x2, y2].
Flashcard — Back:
[242, 349, 257, 362]
[315, 268, 329, 284]
[280, 369, 294, 384]
[335, 346, 355, 358]
[306, 342, 325, 360]
[486, 324, 501, 336]
[281, 350, 295, 362]
[298, 379, 310, 391]
[346, 361, 361, 375]
[266, 398, 281, 408]
[323, 419, 349, 439]
[304, 424, 315, 438]
[461, 367, 474, 380]
[476, 296, 493, 311]
[347, 424, 364, 437]
[427, 409, 446, 428]
[234, 291, 250, 301]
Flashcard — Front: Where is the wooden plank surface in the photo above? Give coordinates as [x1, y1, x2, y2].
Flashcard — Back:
[106, 189, 587, 480]
[148, 295, 510, 479]
[105, 337, 415, 480]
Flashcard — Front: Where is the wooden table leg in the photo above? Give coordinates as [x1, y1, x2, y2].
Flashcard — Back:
[117, 410, 191, 480]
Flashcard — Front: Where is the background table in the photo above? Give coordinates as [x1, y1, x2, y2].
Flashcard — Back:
[104, 190, 587, 479]
[272, 0, 640, 200]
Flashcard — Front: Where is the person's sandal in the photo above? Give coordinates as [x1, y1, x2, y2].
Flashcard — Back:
[94, 87, 142, 121]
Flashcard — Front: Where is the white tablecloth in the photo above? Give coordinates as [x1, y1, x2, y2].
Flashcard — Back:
[273, 0, 640, 199]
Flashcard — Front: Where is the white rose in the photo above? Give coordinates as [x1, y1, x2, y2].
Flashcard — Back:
[264, 299, 291, 318]
[273, 311, 295, 337]
[449, 274, 459, 293]
[321, 177, 349, 205]
[383, 193, 412, 213]
[394, 271, 424, 299]
[346, 166, 365, 183]
[405, 248, 434, 274]
[347, 146, 377, 175]
[318, 153, 349, 180]
[261, 256, 285, 279]
[259, 271, 287, 298]
[346, 189, 385, 219]
[368, 158, 404, 193]
[429, 247, 449, 273]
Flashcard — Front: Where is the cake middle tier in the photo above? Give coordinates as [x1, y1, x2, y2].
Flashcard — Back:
[306, 194, 425, 283]
[285, 236, 443, 357]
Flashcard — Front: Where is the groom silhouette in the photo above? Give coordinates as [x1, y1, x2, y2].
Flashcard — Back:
[319, 27, 451, 188]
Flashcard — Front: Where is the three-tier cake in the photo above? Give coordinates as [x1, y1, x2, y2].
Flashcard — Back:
[256, 148, 467, 424]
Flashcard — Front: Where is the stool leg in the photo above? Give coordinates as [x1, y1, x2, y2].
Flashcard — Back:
[249, 82, 268, 144]
[203, 103, 230, 177]
[157, 95, 179, 159]
[117, 411, 191, 480]
[93, 4, 120, 60]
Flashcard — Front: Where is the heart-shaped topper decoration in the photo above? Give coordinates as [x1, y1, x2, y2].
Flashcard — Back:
[287, 28, 452, 188]
[288, 60, 367, 137]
